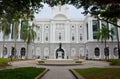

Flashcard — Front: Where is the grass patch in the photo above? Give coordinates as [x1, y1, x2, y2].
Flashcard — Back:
[0, 58, 13, 66]
[108, 59, 120, 66]
[0, 58, 25, 67]
[74, 68, 120, 79]
[0, 67, 45, 79]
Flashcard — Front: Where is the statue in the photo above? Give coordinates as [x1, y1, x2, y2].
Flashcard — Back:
[59, 43, 62, 49]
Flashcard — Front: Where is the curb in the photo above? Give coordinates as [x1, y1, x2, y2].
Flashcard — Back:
[69, 69, 85, 79]
[38, 63, 82, 66]
[35, 69, 49, 79]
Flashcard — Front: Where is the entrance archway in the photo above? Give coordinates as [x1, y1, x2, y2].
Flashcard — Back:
[56, 48, 64, 59]
[56, 43, 65, 59]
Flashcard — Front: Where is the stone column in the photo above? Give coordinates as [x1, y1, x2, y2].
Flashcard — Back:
[18, 19, 21, 41]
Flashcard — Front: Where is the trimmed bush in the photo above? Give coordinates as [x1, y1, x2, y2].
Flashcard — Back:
[75, 61, 82, 63]
[38, 60, 45, 64]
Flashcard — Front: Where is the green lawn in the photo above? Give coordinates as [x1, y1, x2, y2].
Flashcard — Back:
[0, 58, 26, 67]
[0, 67, 45, 79]
[74, 68, 120, 79]
[0, 58, 13, 66]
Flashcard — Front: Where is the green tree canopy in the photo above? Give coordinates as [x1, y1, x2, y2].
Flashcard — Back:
[0, 0, 120, 27]
[0, 0, 43, 22]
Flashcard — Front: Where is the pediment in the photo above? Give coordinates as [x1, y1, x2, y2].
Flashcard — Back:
[53, 14, 67, 20]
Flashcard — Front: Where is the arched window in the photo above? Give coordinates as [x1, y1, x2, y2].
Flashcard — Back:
[72, 33, 75, 41]
[45, 33, 49, 41]
[59, 33, 61, 41]
[80, 34, 82, 41]
[3, 47, 7, 56]
[114, 47, 118, 57]
[94, 47, 100, 56]
[44, 47, 49, 59]
[46, 36, 48, 41]
[72, 36, 74, 41]
[71, 48, 76, 56]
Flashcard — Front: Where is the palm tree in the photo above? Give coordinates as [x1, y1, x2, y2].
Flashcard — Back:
[21, 20, 36, 58]
[0, 18, 11, 58]
[97, 25, 114, 59]
[12, 21, 19, 58]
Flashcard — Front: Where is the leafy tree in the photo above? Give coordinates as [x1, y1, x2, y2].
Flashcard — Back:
[12, 21, 19, 58]
[21, 20, 36, 58]
[0, 0, 43, 22]
[97, 25, 114, 59]
[0, 17, 11, 58]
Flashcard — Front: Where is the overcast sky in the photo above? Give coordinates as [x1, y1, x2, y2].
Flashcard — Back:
[34, 4, 85, 19]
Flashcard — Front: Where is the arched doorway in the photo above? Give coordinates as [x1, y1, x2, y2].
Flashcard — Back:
[56, 48, 64, 59]
[20, 47, 26, 57]
[56, 43, 64, 59]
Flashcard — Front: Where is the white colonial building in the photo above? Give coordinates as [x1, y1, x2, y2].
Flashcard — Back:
[0, 5, 120, 59]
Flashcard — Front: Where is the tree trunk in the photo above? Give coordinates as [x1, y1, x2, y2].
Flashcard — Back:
[105, 39, 107, 59]
[2, 39, 5, 58]
[116, 26, 120, 59]
[26, 43, 29, 59]
[14, 38, 17, 58]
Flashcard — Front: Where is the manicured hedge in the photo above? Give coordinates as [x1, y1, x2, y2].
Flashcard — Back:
[0, 67, 45, 79]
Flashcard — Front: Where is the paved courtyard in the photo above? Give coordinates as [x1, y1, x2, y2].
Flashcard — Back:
[4, 60, 118, 79]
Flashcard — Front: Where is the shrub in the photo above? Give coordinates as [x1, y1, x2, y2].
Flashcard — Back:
[108, 59, 120, 66]
[38, 60, 45, 64]
[0, 58, 11, 66]
[75, 61, 82, 63]
[0, 58, 26, 67]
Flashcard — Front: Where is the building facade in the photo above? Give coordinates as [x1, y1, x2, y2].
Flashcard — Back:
[0, 5, 120, 59]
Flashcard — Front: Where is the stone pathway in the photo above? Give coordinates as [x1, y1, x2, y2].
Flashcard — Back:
[41, 67, 76, 79]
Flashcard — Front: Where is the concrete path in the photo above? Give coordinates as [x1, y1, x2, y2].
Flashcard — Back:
[41, 67, 76, 79]
[4, 60, 118, 79]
